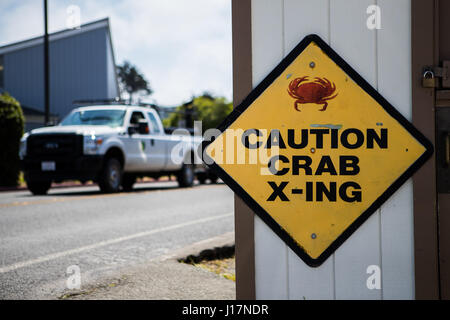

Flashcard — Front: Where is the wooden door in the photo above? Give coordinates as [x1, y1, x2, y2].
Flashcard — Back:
[436, 0, 450, 300]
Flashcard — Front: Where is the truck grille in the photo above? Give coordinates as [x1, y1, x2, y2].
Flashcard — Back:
[27, 134, 83, 157]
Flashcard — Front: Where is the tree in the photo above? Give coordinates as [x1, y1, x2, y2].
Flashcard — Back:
[117, 61, 153, 102]
[0, 92, 24, 186]
[163, 93, 233, 132]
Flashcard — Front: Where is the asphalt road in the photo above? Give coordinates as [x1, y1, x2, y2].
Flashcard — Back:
[0, 181, 234, 299]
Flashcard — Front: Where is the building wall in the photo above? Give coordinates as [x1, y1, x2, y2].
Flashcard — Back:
[251, 0, 414, 299]
[3, 26, 118, 122]
[106, 31, 119, 100]
[4, 45, 44, 116]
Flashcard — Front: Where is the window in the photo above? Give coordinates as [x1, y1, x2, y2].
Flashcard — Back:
[60, 109, 126, 127]
[147, 112, 161, 134]
[130, 111, 145, 124]
[0, 55, 4, 89]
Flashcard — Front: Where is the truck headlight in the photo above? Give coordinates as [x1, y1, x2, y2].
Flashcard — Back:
[19, 134, 28, 160]
[83, 135, 103, 155]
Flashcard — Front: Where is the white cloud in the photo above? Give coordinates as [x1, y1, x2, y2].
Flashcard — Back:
[0, 0, 43, 44]
[0, 0, 232, 106]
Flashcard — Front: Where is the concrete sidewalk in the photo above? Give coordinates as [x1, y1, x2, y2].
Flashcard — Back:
[58, 233, 236, 300]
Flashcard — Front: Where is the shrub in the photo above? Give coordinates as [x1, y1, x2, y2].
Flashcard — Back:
[164, 93, 233, 133]
[0, 92, 24, 187]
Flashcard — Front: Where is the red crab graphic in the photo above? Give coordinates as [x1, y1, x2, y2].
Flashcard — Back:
[287, 76, 338, 112]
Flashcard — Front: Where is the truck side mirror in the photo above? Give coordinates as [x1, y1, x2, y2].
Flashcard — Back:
[128, 126, 136, 135]
[138, 120, 150, 134]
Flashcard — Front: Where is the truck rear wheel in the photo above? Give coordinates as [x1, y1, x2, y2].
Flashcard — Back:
[98, 158, 122, 193]
[197, 172, 207, 184]
[177, 164, 195, 188]
[121, 174, 136, 192]
[26, 180, 52, 195]
[209, 173, 219, 184]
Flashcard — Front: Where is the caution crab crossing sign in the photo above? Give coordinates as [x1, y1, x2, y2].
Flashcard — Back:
[202, 34, 433, 267]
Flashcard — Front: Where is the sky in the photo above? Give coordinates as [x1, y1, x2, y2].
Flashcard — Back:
[0, 0, 232, 107]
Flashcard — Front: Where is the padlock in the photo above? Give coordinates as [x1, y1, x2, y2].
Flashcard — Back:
[422, 70, 437, 88]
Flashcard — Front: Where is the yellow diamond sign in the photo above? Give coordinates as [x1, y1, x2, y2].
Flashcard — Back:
[203, 35, 433, 267]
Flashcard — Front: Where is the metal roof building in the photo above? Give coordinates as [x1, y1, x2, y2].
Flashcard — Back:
[0, 18, 120, 131]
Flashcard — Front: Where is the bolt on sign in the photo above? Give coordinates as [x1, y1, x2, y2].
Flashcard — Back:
[202, 34, 433, 267]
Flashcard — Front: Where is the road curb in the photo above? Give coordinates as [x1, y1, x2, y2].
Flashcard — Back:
[158, 232, 235, 262]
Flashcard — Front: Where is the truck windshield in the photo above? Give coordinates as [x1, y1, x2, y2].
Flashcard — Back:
[60, 109, 126, 127]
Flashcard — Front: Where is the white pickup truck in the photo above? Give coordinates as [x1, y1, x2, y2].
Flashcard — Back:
[20, 105, 213, 195]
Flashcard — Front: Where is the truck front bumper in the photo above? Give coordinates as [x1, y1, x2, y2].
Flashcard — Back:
[22, 155, 104, 182]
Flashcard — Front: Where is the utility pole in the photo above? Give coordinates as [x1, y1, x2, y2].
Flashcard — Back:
[43, 0, 50, 125]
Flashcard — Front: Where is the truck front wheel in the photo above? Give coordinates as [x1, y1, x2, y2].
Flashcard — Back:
[26, 180, 51, 195]
[177, 164, 195, 188]
[98, 158, 122, 193]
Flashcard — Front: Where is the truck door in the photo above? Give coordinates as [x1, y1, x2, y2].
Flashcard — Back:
[145, 111, 166, 171]
[124, 111, 148, 171]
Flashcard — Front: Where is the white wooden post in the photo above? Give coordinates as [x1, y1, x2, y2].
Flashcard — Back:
[251, 0, 414, 300]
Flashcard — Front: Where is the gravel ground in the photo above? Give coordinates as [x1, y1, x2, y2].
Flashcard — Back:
[193, 257, 236, 282]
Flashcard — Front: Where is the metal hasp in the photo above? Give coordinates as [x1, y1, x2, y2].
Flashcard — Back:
[422, 63, 450, 88]
[422, 70, 437, 88]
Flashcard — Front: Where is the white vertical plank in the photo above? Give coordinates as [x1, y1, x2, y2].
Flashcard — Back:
[254, 216, 288, 299]
[283, 0, 336, 300]
[330, 0, 382, 300]
[251, 0, 284, 85]
[330, 0, 377, 85]
[379, 181, 414, 299]
[283, 0, 329, 52]
[251, 0, 288, 300]
[335, 214, 382, 299]
[377, 0, 415, 299]
[288, 254, 335, 300]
